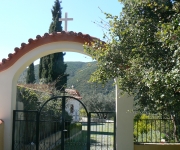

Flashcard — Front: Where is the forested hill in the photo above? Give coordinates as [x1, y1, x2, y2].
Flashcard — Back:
[66, 61, 115, 95]
[18, 61, 115, 95]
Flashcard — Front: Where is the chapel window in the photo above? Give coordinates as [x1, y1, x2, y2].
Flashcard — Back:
[70, 104, 74, 113]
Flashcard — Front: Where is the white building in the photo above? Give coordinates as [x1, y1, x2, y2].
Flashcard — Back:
[65, 88, 82, 122]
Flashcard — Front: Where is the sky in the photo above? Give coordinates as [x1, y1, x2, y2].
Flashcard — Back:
[0, 0, 122, 64]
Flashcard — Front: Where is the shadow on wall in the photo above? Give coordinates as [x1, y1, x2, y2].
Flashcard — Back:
[0, 120, 4, 150]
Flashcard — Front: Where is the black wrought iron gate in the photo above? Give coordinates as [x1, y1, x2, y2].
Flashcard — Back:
[12, 96, 116, 150]
[88, 112, 116, 150]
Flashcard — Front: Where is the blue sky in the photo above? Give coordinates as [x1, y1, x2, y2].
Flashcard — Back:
[0, 0, 122, 63]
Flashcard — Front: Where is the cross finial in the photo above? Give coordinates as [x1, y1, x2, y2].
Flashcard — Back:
[59, 12, 73, 32]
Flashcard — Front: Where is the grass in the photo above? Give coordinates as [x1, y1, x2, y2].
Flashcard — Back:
[52, 122, 115, 150]
[52, 131, 88, 150]
[89, 122, 115, 150]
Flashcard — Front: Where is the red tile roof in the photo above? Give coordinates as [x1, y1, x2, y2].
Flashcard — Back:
[0, 31, 102, 72]
[65, 89, 82, 100]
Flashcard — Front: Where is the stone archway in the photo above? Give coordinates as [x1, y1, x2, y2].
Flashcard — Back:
[0, 31, 134, 150]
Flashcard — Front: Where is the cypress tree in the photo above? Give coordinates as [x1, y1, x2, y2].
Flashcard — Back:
[49, 0, 62, 33]
[26, 63, 35, 84]
[39, 0, 67, 91]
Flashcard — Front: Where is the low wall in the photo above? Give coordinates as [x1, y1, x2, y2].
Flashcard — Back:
[0, 120, 4, 150]
[20, 131, 61, 150]
[134, 144, 180, 150]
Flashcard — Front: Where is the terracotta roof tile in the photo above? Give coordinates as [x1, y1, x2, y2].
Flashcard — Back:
[0, 31, 102, 72]
[65, 89, 82, 100]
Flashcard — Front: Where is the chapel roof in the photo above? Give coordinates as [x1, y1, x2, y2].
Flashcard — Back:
[65, 88, 82, 100]
[0, 31, 102, 72]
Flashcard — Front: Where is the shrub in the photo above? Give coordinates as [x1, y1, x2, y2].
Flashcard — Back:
[65, 122, 82, 138]
[137, 130, 162, 142]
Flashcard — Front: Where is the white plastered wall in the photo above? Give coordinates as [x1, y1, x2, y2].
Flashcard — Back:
[0, 41, 88, 150]
[115, 79, 134, 150]
[66, 99, 80, 122]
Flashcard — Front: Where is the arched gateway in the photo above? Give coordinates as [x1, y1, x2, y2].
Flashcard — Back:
[0, 31, 134, 150]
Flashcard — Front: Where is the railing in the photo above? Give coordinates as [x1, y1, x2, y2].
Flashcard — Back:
[134, 118, 180, 143]
[88, 112, 116, 150]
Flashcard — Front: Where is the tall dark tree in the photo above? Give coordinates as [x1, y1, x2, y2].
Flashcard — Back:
[26, 63, 35, 84]
[39, 0, 67, 91]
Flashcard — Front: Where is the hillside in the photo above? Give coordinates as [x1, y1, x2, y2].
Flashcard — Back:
[18, 62, 115, 95]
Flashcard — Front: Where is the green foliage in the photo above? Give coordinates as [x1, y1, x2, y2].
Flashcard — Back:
[137, 130, 162, 143]
[26, 63, 35, 84]
[66, 61, 86, 77]
[64, 110, 73, 122]
[69, 123, 82, 135]
[49, 0, 62, 33]
[17, 85, 74, 142]
[134, 114, 152, 140]
[39, 55, 50, 81]
[82, 92, 115, 118]
[18, 62, 115, 95]
[19, 64, 39, 83]
[39, 0, 67, 91]
[17, 86, 39, 110]
[64, 122, 81, 138]
[133, 113, 180, 142]
[80, 108, 87, 117]
[85, 0, 180, 116]
[66, 61, 115, 95]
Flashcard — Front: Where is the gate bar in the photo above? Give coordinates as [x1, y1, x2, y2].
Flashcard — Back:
[114, 112, 116, 150]
[61, 96, 65, 150]
[12, 110, 16, 150]
[88, 112, 116, 150]
[87, 113, 91, 150]
[12, 110, 39, 150]
[36, 111, 39, 150]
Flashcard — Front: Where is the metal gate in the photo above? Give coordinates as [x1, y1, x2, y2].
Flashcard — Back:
[12, 96, 116, 150]
[88, 112, 116, 150]
[12, 110, 39, 150]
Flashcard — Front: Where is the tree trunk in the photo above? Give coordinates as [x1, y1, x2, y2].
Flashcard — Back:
[171, 115, 178, 142]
